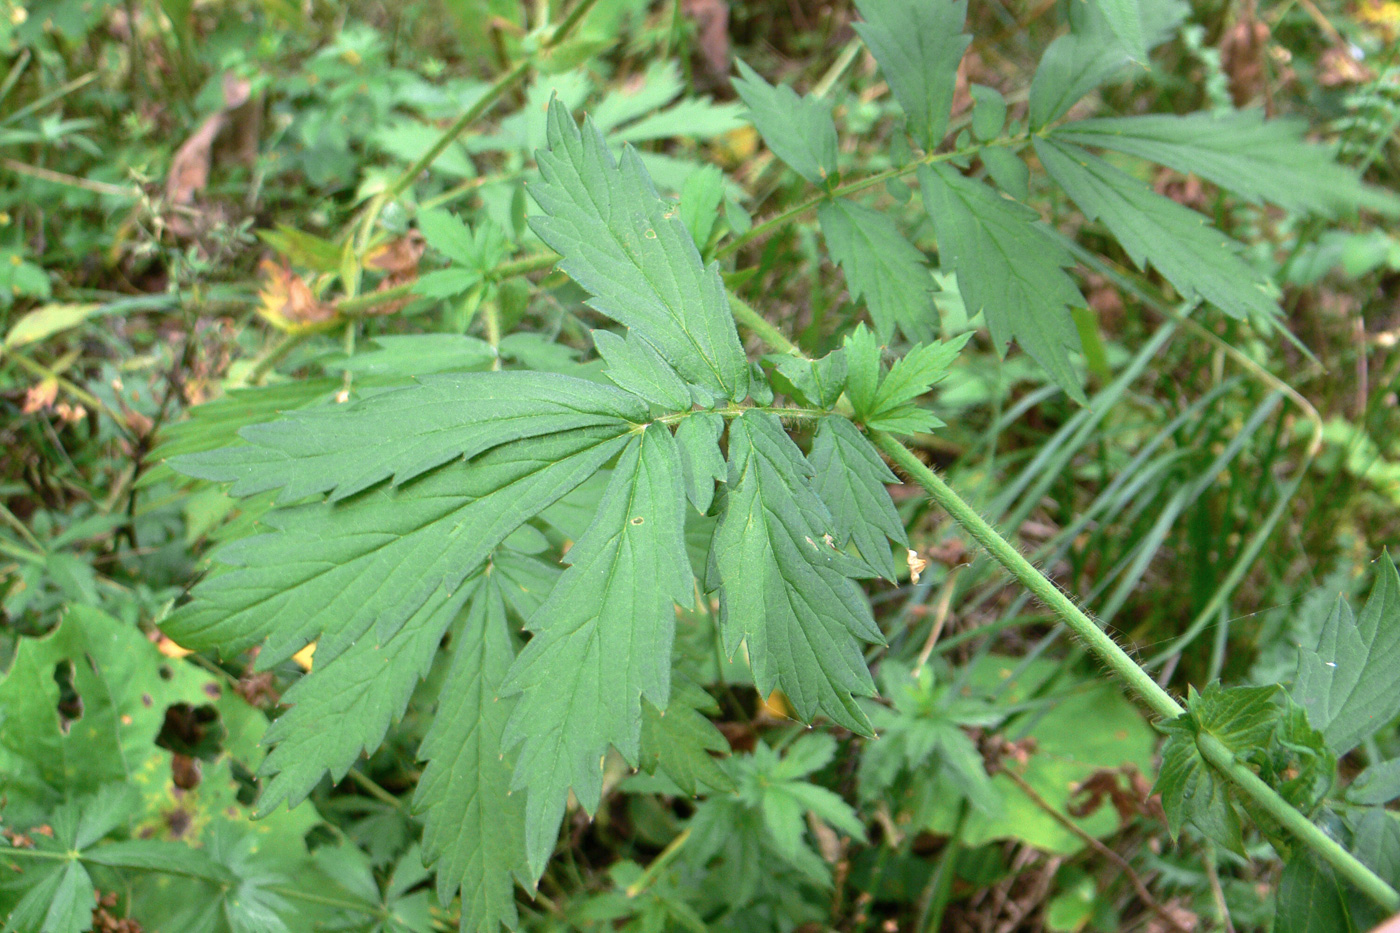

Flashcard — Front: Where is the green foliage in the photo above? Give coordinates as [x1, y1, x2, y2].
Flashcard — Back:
[8, 0, 1400, 930]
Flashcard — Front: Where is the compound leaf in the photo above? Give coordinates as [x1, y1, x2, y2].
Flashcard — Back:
[731, 59, 839, 185]
[818, 197, 935, 342]
[170, 372, 645, 504]
[529, 98, 749, 400]
[415, 576, 528, 933]
[809, 416, 907, 580]
[1053, 111, 1400, 217]
[165, 427, 632, 667]
[1036, 138, 1279, 323]
[501, 425, 693, 878]
[918, 163, 1086, 402]
[853, 0, 971, 151]
[1294, 552, 1400, 756]
[593, 328, 693, 411]
[709, 412, 881, 734]
[675, 411, 726, 515]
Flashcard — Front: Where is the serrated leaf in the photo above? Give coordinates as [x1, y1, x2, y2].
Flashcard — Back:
[818, 198, 935, 342]
[843, 326, 970, 434]
[764, 348, 848, 410]
[1349, 758, 1400, 806]
[918, 163, 1086, 402]
[709, 412, 881, 734]
[254, 583, 469, 815]
[675, 411, 726, 515]
[593, 329, 692, 411]
[1155, 684, 1281, 855]
[418, 210, 509, 270]
[640, 679, 736, 796]
[171, 372, 645, 504]
[852, 0, 971, 151]
[502, 425, 693, 877]
[333, 334, 497, 379]
[1294, 552, 1400, 756]
[731, 59, 839, 185]
[414, 576, 528, 933]
[809, 416, 906, 580]
[164, 428, 632, 667]
[679, 165, 725, 251]
[843, 325, 883, 416]
[1028, 9, 1131, 129]
[1053, 111, 1400, 216]
[529, 99, 750, 400]
[1036, 138, 1279, 323]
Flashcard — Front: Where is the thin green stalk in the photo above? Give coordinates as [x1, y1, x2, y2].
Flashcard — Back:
[245, 331, 311, 385]
[625, 828, 691, 897]
[1195, 733, 1399, 911]
[871, 432, 1184, 721]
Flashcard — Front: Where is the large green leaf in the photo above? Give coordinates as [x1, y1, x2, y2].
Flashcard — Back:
[709, 412, 881, 733]
[1036, 138, 1279, 323]
[731, 59, 839, 185]
[165, 427, 632, 666]
[170, 372, 646, 503]
[528, 98, 750, 401]
[808, 415, 907, 581]
[1293, 552, 1400, 756]
[818, 197, 935, 342]
[415, 576, 529, 933]
[917, 163, 1085, 401]
[502, 424, 693, 877]
[1053, 111, 1400, 216]
[852, 0, 971, 151]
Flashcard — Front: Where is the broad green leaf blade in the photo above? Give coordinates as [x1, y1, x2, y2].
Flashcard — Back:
[1036, 138, 1279, 323]
[1028, 14, 1130, 129]
[809, 416, 906, 580]
[333, 334, 497, 379]
[1, 861, 94, 933]
[254, 583, 470, 815]
[968, 84, 1008, 141]
[1053, 112, 1400, 216]
[1095, 0, 1146, 61]
[164, 428, 632, 667]
[731, 59, 839, 185]
[170, 372, 646, 504]
[674, 411, 726, 515]
[147, 378, 341, 464]
[843, 324, 882, 417]
[818, 198, 935, 342]
[1294, 552, 1400, 756]
[81, 839, 231, 883]
[502, 425, 693, 878]
[529, 99, 750, 400]
[852, 0, 971, 151]
[640, 679, 737, 796]
[710, 412, 881, 733]
[415, 577, 528, 933]
[1275, 855, 1357, 933]
[593, 329, 692, 411]
[917, 164, 1086, 402]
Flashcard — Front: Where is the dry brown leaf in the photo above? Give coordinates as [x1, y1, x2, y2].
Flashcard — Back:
[165, 73, 256, 238]
[1220, 16, 1271, 106]
[256, 258, 337, 332]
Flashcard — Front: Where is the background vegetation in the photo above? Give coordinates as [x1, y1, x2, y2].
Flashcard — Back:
[2, 0, 1400, 930]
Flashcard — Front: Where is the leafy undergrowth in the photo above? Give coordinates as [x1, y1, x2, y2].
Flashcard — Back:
[4, 1, 1400, 932]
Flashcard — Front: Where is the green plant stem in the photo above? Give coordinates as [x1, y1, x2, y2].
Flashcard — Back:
[245, 331, 310, 385]
[727, 292, 800, 355]
[716, 136, 1024, 261]
[870, 431, 1185, 721]
[625, 828, 690, 897]
[1195, 733, 1399, 910]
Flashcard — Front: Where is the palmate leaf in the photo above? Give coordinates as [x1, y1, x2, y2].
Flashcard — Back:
[501, 424, 693, 877]
[165, 427, 632, 667]
[171, 372, 646, 504]
[818, 197, 935, 342]
[528, 98, 749, 401]
[415, 575, 528, 933]
[1036, 138, 1279, 323]
[918, 163, 1086, 402]
[731, 59, 839, 185]
[639, 679, 736, 797]
[1293, 551, 1400, 756]
[1053, 111, 1400, 216]
[852, 0, 971, 152]
[709, 412, 882, 733]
